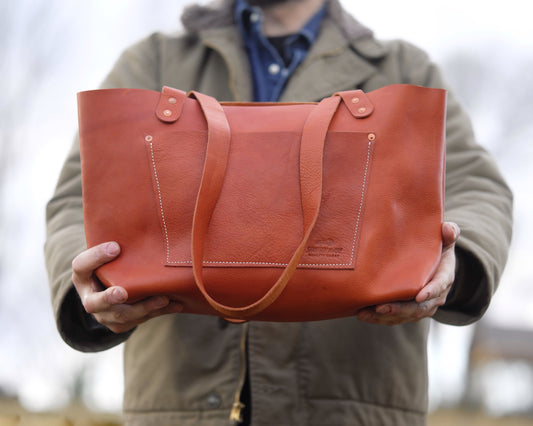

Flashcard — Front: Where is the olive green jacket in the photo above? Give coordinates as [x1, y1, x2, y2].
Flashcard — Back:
[45, 1, 513, 425]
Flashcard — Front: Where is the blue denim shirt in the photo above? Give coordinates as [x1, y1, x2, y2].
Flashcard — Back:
[234, 0, 326, 102]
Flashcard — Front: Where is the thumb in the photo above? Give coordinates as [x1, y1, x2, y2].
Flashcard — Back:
[442, 222, 460, 247]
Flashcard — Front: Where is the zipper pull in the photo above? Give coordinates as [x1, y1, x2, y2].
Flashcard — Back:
[230, 323, 249, 424]
[230, 401, 245, 424]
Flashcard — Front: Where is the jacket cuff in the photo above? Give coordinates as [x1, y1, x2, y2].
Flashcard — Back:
[433, 246, 489, 326]
[58, 284, 133, 352]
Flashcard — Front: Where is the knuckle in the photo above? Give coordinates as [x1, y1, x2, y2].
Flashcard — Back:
[102, 288, 116, 305]
[89, 246, 107, 267]
[420, 302, 431, 313]
[387, 304, 398, 315]
[113, 309, 129, 324]
[414, 303, 432, 319]
[83, 299, 97, 315]
[418, 302, 438, 319]
[71, 255, 81, 273]
[71, 243, 117, 276]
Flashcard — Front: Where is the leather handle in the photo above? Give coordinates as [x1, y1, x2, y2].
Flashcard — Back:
[190, 91, 342, 319]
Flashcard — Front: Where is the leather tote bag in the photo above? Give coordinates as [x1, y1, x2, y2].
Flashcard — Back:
[77, 84, 446, 322]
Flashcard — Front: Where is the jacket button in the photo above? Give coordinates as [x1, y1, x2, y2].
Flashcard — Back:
[206, 392, 222, 409]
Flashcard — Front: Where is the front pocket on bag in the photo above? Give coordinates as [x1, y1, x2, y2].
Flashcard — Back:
[145, 130, 374, 269]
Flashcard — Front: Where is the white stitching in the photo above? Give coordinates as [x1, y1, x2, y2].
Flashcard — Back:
[147, 141, 171, 262]
[166, 260, 349, 267]
[151, 136, 374, 268]
[348, 139, 373, 265]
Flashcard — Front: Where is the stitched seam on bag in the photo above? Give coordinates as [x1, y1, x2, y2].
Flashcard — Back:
[347, 139, 373, 266]
[148, 142, 171, 262]
[151, 138, 373, 268]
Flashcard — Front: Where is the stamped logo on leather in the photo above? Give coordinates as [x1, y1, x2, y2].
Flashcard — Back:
[306, 239, 344, 258]
[146, 128, 375, 270]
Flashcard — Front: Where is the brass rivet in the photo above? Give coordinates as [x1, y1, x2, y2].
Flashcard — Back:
[168, 97, 177, 104]
[145, 135, 153, 142]
[351, 97, 360, 104]
[163, 109, 172, 117]
[358, 107, 367, 114]
[368, 133, 376, 141]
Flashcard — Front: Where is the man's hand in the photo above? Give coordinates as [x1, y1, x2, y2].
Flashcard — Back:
[71, 241, 183, 334]
[356, 222, 460, 326]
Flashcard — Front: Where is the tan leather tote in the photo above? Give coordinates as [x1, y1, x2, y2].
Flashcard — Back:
[78, 84, 446, 321]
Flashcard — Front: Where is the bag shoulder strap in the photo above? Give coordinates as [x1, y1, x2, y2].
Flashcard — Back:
[188, 91, 345, 320]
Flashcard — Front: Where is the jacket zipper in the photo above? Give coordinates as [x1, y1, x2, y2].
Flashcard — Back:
[229, 322, 249, 424]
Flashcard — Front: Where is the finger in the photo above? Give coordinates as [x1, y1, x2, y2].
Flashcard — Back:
[72, 242, 120, 283]
[415, 246, 456, 304]
[95, 297, 184, 334]
[72, 242, 122, 307]
[356, 304, 413, 325]
[94, 295, 168, 332]
[414, 222, 459, 303]
[119, 296, 172, 321]
[83, 285, 129, 315]
[442, 221, 460, 247]
[376, 301, 429, 321]
[415, 263, 454, 304]
[357, 299, 441, 325]
[357, 304, 412, 325]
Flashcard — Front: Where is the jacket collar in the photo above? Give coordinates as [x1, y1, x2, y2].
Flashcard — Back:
[185, 0, 389, 102]
[279, 17, 386, 102]
[200, 26, 253, 101]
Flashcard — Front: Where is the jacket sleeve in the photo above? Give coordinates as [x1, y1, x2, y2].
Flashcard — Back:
[44, 34, 164, 352]
[395, 41, 513, 325]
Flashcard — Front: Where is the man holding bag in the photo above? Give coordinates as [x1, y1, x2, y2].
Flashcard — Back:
[45, 0, 513, 424]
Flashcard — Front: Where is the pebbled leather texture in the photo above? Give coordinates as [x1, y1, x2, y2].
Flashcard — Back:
[78, 84, 447, 321]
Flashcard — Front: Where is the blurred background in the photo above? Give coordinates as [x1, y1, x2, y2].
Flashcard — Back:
[1, 0, 532, 424]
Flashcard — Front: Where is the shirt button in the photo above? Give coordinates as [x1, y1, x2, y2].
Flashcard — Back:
[268, 63, 281, 75]
[206, 392, 222, 409]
